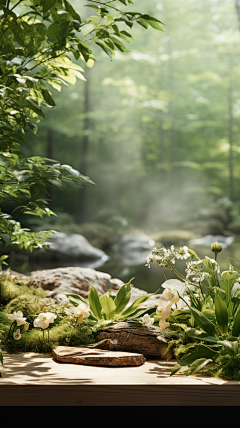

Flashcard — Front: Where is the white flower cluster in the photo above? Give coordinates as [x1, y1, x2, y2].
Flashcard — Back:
[146, 245, 191, 268]
[185, 260, 209, 282]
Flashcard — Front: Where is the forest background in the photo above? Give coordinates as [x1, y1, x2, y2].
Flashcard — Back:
[3, 0, 240, 290]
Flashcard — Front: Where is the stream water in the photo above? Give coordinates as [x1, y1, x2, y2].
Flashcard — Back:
[5, 237, 240, 295]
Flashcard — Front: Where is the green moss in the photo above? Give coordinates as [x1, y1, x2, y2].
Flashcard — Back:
[0, 272, 48, 307]
[1, 322, 97, 354]
[3, 293, 49, 325]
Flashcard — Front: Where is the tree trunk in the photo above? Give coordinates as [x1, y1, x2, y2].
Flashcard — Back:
[228, 57, 234, 202]
[77, 67, 90, 223]
[47, 129, 53, 210]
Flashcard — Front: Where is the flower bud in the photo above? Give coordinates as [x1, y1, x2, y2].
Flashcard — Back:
[211, 242, 223, 255]
[77, 314, 83, 324]
[24, 323, 29, 332]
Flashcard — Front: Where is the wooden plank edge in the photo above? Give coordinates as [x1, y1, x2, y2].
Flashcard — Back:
[1, 385, 240, 406]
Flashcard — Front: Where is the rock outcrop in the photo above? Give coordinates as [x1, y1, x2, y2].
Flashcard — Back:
[9, 266, 160, 309]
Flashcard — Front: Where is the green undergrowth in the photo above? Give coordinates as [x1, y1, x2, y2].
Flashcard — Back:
[0, 273, 97, 354]
[0, 272, 48, 309]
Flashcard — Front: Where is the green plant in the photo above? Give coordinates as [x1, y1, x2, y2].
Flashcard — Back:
[146, 243, 240, 379]
[66, 277, 159, 330]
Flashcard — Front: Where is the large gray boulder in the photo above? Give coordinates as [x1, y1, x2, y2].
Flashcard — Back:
[30, 232, 109, 268]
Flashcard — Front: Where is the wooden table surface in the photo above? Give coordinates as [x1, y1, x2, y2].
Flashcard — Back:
[1, 351, 240, 406]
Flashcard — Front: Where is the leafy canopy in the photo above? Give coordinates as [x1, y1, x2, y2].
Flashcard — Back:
[0, 0, 164, 266]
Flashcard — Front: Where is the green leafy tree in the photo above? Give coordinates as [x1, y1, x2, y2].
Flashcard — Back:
[0, 0, 164, 267]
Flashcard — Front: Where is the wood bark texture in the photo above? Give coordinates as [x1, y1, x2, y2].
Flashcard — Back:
[94, 321, 173, 359]
[52, 345, 146, 366]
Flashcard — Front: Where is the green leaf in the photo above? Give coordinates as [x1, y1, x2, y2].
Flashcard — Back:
[118, 288, 160, 319]
[144, 19, 164, 31]
[26, 99, 45, 119]
[214, 291, 228, 334]
[232, 306, 240, 337]
[190, 307, 217, 337]
[2, 6, 16, 17]
[64, 293, 89, 306]
[170, 346, 217, 376]
[114, 278, 133, 315]
[99, 295, 116, 320]
[87, 282, 104, 320]
[41, 88, 56, 107]
[47, 179, 62, 188]
[95, 40, 114, 60]
[42, 0, 57, 13]
[217, 340, 235, 356]
[109, 36, 131, 53]
[221, 271, 237, 307]
[64, 0, 81, 22]
[0, 233, 11, 245]
[188, 358, 213, 375]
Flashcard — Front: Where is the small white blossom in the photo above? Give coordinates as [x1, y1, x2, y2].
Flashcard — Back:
[33, 312, 57, 330]
[7, 311, 27, 327]
[140, 314, 154, 327]
[73, 303, 90, 319]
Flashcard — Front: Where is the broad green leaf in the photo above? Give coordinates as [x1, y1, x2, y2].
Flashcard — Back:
[175, 343, 196, 357]
[221, 271, 237, 307]
[109, 36, 131, 53]
[87, 282, 104, 320]
[100, 294, 116, 320]
[188, 358, 213, 375]
[64, 0, 81, 22]
[26, 99, 45, 119]
[46, 23, 60, 38]
[214, 292, 228, 334]
[232, 306, 240, 337]
[170, 346, 217, 376]
[118, 288, 160, 319]
[0, 233, 11, 245]
[144, 19, 164, 31]
[95, 40, 114, 60]
[65, 293, 89, 306]
[190, 307, 217, 337]
[47, 179, 62, 188]
[42, 0, 57, 13]
[41, 88, 56, 107]
[217, 340, 235, 356]
[114, 278, 133, 315]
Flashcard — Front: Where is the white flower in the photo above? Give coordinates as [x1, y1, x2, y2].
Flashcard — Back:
[73, 303, 90, 319]
[140, 314, 154, 327]
[7, 311, 27, 326]
[156, 299, 172, 319]
[232, 282, 240, 296]
[13, 329, 21, 340]
[161, 279, 187, 296]
[159, 319, 170, 333]
[33, 312, 57, 330]
[161, 287, 179, 304]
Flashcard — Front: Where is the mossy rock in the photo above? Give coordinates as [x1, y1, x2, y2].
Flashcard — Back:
[0, 273, 48, 307]
[3, 293, 49, 325]
[153, 230, 201, 246]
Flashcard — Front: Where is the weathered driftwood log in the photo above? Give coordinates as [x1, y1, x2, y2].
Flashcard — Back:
[93, 321, 173, 359]
[52, 345, 146, 366]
